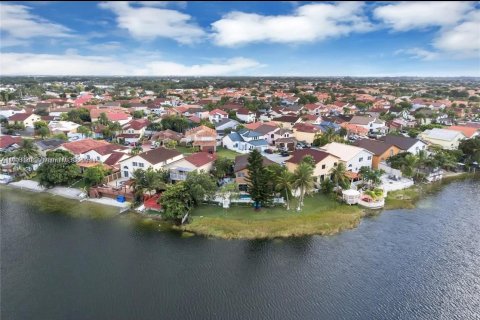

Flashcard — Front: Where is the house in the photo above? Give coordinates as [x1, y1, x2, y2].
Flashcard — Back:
[340, 122, 369, 137]
[208, 109, 228, 123]
[56, 138, 111, 159]
[379, 135, 428, 155]
[234, 154, 274, 191]
[90, 109, 132, 125]
[419, 128, 466, 150]
[167, 152, 217, 181]
[270, 115, 301, 130]
[214, 118, 239, 140]
[247, 123, 280, 144]
[272, 128, 296, 150]
[446, 126, 479, 139]
[285, 149, 341, 186]
[7, 113, 41, 128]
[35, 139, 65, 156]
[82, 143, 129, 163]
[119, 147, 184, 178]
[321, 142, 374, 173]
[292, 122, 320, 144]
[47, 121, 81, 135]
[353, 139, 401, 169]
[222, 129, 269, 154]
[151, 129, 184, 147]
[117, 119, 150, 144]
[0, 135, 22, 152]
[0, 108, 25, 119]
[236, 108, 256, 123]
[349, 116, 386, 133]
[304, 103, 327, 116]
[184, 125, 217, 152]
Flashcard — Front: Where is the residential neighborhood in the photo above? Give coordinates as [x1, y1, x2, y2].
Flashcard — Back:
[1, 76, 479, 214]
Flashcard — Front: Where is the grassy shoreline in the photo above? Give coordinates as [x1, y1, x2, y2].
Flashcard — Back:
[2, 172, 477, 240]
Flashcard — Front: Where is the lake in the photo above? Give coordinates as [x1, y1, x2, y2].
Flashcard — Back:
[1, 180, 479, 320]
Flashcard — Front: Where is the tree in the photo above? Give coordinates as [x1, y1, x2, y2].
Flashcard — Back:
[37, 126, 50, 139]
[218, 182, 239, 204]
[160, 182, 192, 220]
[37, 150, 80, 188]
[164, 139, 177, 149]
[53, 133, 68, 141]
[83, 165, 107, 187]
[359, 167, 384, 189]
[245, 149, 272, 209]
[98, 112, 109, 125]
[77, 125, 92, 138]
[212, 157, 234, 179]
[133, 110, 144, 119]
[329, 162, 349, 190]
[292, 160, 315, 211]
[275, 169, 293, 210]
[184, 171, 217, 206]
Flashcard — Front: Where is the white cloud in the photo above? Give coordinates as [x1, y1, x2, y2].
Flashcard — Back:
[373, 1, 475, 31]
[0, 3, 71, 41]
[132, 1, 187, 9]
[211, 1, 373, 47]
[395, 48, 439, 61]
[433, 11, 480, 57]
[0, 52, 263, 76]
[99, 1, 204, 44]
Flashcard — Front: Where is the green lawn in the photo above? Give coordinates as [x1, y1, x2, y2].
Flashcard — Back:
[175, 146, 196, 155]
[215, 147, 240, 160]
[180, 193, 363, 239]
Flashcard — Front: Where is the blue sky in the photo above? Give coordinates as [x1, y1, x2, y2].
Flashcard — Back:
[1, 1, 479, 76]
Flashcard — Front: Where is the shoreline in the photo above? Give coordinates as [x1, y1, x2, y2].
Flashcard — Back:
[4, 180, 131, 210]
[2, 173, 477, 240]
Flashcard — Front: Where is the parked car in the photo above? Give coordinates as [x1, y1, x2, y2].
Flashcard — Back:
[280, 151, 290, 157]
[264, 149, 273, 154]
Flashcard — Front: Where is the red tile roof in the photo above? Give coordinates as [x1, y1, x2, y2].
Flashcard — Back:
[61, 139, 110, 155]
[293, 122, 320, 133]
[447, 126, 478, 138]
[0, 135, 22, 149]
[8, 113, 33, 121]
[185, 152, 217, 167]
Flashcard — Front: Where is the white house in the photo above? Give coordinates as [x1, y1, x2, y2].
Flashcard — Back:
[321, 142, 374, 173]
[222, 129, 269, 154]
[119, 147, 184, 178]
[214, 118, 239, 140]
[0, 108, 25, 119]
[48, 121, 81, 135]
[208, 109, 228, 123]
[349, 116, 386, 133]
[236, 108, 256, 123]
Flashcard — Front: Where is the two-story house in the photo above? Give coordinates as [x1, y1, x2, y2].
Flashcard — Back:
[353, 139, 401, 169]
[349, 116, 387, 134]
[7, 113, 41, 128]
[184, 125, 217, 152]
[208, 109, 229, 123]
[119, 147, 184, 178]
[379, 135, 428, 155]
[236, 108, 256, 123]
[222, 129, 269, 154]
[320, 142, 374, 173]
[285, 149, 341, 187]
[234, 154, 275, 192]
[118, 119, 150, 145]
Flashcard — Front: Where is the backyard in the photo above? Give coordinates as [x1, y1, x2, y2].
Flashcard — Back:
[180, 193, 363, 239]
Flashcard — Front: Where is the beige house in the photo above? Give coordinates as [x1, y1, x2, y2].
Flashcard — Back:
[285, 149, 340, 187]
[119, 147, 184, 178]
[166, 152, 217, 181]
[419, 128, 466, 150]
[292, 123, 320, 144]
[8, 113, 41, 128]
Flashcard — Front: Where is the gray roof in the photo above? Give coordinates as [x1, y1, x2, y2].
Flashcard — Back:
[36, 139, 65, 150]
[380, 135, 421, 150]
[227, 132, 243, 142]
[238, 129, 262, 138]
[350, 116, 374, 125]
[215, 118, 238, 129]
[248, 139, 268, 146]
[422, 128, 464, 141]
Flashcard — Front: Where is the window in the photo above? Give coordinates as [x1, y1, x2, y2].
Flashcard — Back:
[368, 156, 372, 160]
[132, 162, 137, 167]
[322, 164, 326, 169]
[348, 164, 352, 167]
[271, 134, 274, 138]
[359, 157, 363, 162]
[390, 149, 394, 156]
[334, 162, 337, 167]
[238, 172, 245, 177]
[139, 163, 144, 168]
[86, 155, 90, 160]
[96, 156, 100, 161]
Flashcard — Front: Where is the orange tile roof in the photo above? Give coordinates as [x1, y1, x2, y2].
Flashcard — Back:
[447, 126, 478, 138]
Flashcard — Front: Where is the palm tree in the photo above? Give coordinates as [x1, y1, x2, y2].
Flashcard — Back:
[329, 162, 349, 190]
[275, 170, 293, 210]
[402, 154, 418, 178]
[14, 139, 39, 158]
[292, 162, 315, 211]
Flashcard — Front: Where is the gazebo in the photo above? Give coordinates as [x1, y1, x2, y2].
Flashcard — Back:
[342, 189, 360, 205]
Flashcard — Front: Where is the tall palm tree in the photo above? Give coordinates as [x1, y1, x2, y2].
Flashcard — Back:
[275, 170, 293, 210]
[292, 162, 315, 211]
[329, 162, 349, 190]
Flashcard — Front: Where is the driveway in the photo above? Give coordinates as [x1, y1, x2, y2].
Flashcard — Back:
[263, 152, 291, 165]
